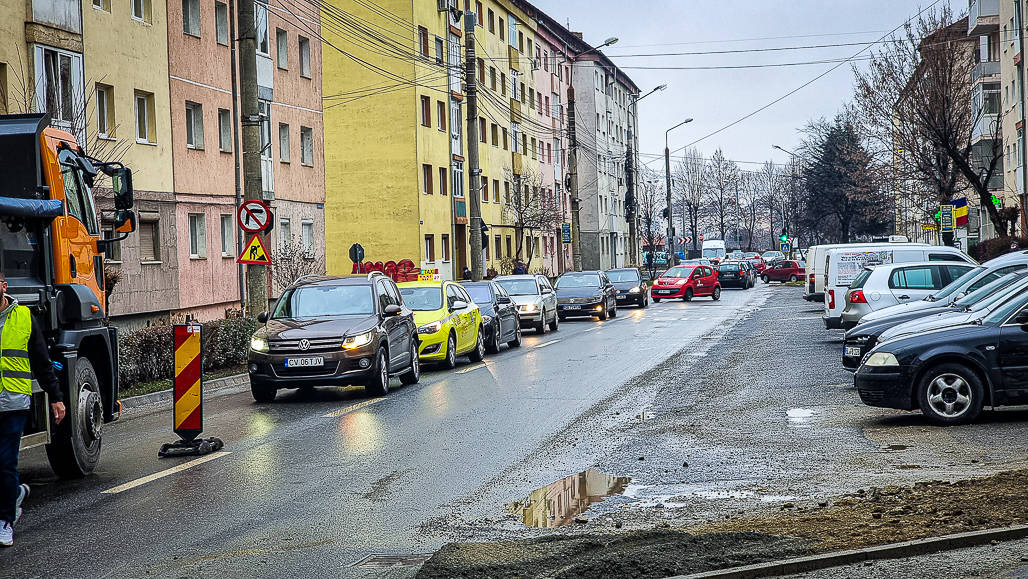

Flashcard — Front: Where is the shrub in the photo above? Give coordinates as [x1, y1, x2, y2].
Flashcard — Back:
[118, 317, 259, 392]
[971, 236, 1028, 263]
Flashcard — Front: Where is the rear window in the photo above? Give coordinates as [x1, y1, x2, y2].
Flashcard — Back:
[889, 266, 937, 290]
[929, 252, 973, 263]
[850, 269, 873, 289]
[461, 284, 493, 304]
[607, 270, 640, 283]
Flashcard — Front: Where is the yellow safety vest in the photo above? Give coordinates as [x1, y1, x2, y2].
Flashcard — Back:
[0, 305, 33, 396]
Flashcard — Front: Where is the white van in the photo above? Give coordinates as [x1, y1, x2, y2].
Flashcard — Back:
[822, 244, 975, 329]
[804, 241, 924, 302]
[702, 240, 726, 261]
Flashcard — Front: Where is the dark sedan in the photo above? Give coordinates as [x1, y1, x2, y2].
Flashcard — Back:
[460, 281, 522, 353]
[606, 267, 648, 308]
[854, 289, 1028, 425]
[718, 261, 754, 289]
[556, 271, 618, 320]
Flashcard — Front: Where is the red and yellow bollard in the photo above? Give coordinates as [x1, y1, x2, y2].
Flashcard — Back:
[159, 324, 223, 457]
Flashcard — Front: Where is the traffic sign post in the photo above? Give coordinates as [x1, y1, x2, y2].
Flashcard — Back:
[237, 234, 272, 265]
[779, 241, 792, 254]
[238, 199, 271, 233]
[940, 205, 955, 233]
[561, 223, 572, 244]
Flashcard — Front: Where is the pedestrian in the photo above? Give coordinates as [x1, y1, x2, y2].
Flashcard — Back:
[462, 266, 472, 280]
[513, 261, 527, 275]
[1011, 241, 1019, 252]
[0, 271, 65, 547]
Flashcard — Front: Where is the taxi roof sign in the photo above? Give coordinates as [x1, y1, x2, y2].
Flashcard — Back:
[237, 234, 272, 265]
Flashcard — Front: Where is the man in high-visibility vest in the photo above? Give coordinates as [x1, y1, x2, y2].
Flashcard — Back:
[0, 272, 65, 547]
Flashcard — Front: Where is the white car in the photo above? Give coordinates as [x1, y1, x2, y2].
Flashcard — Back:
[494, 274, 559, 334]
[838, 261, 976, 329]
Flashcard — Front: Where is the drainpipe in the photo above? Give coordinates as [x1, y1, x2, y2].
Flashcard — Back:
[230, 0, 246, 310]
[1018, 1, 1028, 235]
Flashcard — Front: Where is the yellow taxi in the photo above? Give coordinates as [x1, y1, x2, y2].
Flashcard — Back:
[397, 280, 485, 369]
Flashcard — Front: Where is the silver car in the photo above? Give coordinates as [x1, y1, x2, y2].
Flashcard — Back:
[840, 261, 975, 329]
[494, 274, 559, 334]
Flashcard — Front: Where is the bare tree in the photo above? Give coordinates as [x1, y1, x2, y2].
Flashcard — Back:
[272, 239, 321, 294]
[753, 161, 789, 248]
[703, 148, 739, 241]
[737, 171, 762, 251]
[638, 168, 665, 278]
[673, 147, 706, 254]
[502, 167, 563, 270]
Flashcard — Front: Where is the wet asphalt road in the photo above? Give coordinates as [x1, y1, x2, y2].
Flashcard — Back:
[5, 285, 764, 578]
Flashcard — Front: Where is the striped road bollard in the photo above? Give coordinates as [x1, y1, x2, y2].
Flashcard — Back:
[158, 323, 224, 457]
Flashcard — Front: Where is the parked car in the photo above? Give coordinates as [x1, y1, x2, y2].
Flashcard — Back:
[248, 273, 420, 401]
[854, 288, 1028, 425]
[761, 250, 785, 264]
[839, 261, 976, 329]
[650, 264, 722, 302]
[556, 271, 618, 320]
[842, 270, 1028, 370]
[745, 254, 767, 272]
[606, 267, 648, 308]
[398, 280, 485, 369]
[804, 242, 929, 303]
[762, 260, 805, 283]
[718, 261, 754, 289]
[460, 280, 522, 352]
[495, 274, 559, 334]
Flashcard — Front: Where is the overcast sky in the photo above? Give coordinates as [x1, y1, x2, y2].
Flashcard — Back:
[533, 0, 963, 173]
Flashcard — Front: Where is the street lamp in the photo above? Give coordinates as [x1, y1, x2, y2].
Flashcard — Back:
[771, 145, 800, 252]
[665, 118, 693, 264]
[625, 83, 666, 267]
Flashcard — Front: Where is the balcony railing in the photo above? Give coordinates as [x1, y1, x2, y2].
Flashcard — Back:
[969, 0, 1000, 34]
[971, 113, 1000, 142]
[972, 60, 1000, 83]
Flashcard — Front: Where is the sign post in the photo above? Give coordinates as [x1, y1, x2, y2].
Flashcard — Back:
[940, 205, 955, 233]
[561, 223, 572, 244]
[159, 324, 223, 457]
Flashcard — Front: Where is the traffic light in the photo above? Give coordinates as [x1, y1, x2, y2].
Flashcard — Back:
[779, 232, 788, 243]
[661, 208, 669, 219]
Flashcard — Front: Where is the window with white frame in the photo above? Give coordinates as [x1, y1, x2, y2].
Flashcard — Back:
[299, 36, 311, 78]
[36, 46, 84, 138]
[220, 214, 233, 256]
[134, 91, 156, 143]
[185, 101, 204, 149]
[218, 108, 232, 152]
[279, 217, 291, 249]
[93, 0, 111, 12]
[276, 28, 288, 69]
[255, 2, 269, 55]
[183, 0, 201, 36]
[300, 126, 313, 166]
[301, 220, 314, 257]
[278, 122, 290, 162]
[188, 213, 207, 258]
[96, 84, 113, 138]
[131, 0, 151, 23]
[215, 2, 229, 45]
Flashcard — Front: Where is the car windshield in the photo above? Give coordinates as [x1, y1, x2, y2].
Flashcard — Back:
[399, 287, 444, 311]
[462, 284, 493, 304]
[850, 269, 873, 289]
[702, 249, 724, 259]
[607, 270, 640, 283]
[956, 273, 1027, 311]
[663, 266, 695, 278]
[984, 288, 1028, 324]
[272, 285, 374, 319]
[496, 279, 538, 295]
[744, 253, 759, 258]
[931, 266, 985, 301]
[557, 274, 601, 288]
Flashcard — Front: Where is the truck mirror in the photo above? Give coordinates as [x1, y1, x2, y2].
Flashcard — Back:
[108, 167, 134, 210]
[114, 209, 136, 234]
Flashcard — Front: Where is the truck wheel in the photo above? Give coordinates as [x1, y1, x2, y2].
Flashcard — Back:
[46, 358, 103, 478]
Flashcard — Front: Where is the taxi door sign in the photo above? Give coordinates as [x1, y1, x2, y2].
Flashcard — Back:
[418, 268, 441, 281]
[173, 324, 203, 440]
[237, 233, 272, 265]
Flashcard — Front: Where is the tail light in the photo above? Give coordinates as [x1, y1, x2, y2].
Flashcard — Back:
[738, 269, 745, 275]
[848, 289, 867, 304]
[809, 273, 815, 283]
[828, 289, 836, 310]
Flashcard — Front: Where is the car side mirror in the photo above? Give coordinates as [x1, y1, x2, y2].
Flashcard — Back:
[451, 300, 469, 311]
[383, 304, 402, 316]
[256, 311, 269, 323]
[541, 287, 552, 294]
[496, 295, 512, 304]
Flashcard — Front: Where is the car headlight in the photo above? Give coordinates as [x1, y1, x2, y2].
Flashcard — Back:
[342, 331, 375, 349]
[417, 321, 443, 335]
[521, 303, 538, 312]
[628, 286, 641, 293]
[250, 336, 269, 353]
[864, 352, 899, 367]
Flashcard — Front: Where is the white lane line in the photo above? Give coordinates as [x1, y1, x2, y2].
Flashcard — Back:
[456, 362, 487, 374]
[535, 339, 561, 348]
[323, 397, 386, 418]
[101, 451, 231, 494]
[584, 327, 600, 332]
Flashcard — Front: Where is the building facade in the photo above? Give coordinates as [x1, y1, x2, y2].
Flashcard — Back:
[996, 0, 1027, 236]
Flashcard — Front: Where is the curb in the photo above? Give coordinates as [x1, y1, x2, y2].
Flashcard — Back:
[670, 524, 1028, 579]
[120, 373, 249, 411]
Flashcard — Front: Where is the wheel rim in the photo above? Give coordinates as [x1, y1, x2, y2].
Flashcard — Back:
[379, 352, 389, 388]
[410, 343, 419, 379]
[448, 337, 455, 365]
[477, 332, 484, 357]
[714, 288, 720, 299]
[77, 382, 103, 444]
[927, 373, 972, 418]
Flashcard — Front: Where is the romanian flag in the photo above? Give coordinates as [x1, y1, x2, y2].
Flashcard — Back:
[953, 197, 969, 227]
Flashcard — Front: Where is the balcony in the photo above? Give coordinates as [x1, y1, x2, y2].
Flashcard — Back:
[969, 0, 999, 35]
[971, 60, 1000, 83]
[971, 113, 999, 142]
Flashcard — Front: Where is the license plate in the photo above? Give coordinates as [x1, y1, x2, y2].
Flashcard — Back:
[657, 290, 673, 295]
[562, 305, 580, 310]
[844, 346, 862, 358]
[285, 357, 324, 368]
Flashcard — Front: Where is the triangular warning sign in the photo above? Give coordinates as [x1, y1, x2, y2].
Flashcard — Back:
[237, 234, 272, 265]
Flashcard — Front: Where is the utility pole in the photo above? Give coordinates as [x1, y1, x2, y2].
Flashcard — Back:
[625, 123, 636, 266]
[229, 0, 245, 310]
[568, 82, 582, 271]
[664, 145, 674, 264]
[464, 12, 483, 281]
[238, 0, 266, 316]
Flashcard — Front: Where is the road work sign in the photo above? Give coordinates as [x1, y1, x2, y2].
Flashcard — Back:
[237, 234, 272, 265]
[238, 200, 271, 233]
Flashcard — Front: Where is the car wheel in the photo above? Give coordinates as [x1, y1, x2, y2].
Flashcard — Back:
[485, 321, 501, 354]
[250, 381, 277, 404]
[366, 348, 390, 396]
[549, 310, 560, 331]
[442, 333, 457, 369]
[399, 339, 420, 385]
[508, 322, 523, 348]
[558, 313, 567, 321]
[536, 310, 547, 334]
[712, 286, 722, 301]
[684, 288, 693, 302]
[639, 295, 647, 308]
[789, 275, 798, 282]
[610, 300, 618, 318]
[45, 358, 104, 478]
[762, 275, 770, 283]
[468, 327, 486, 362]
[917, 363, 984, 425]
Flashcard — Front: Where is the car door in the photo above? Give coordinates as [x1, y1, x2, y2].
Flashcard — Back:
[538, 275, 556, 313]
[376, 280, 402, 368]
[696, 266, 712, 295]
[493, 283, 517, 340]
[888, 265, 940, 304]
[445, 284, 469, 351]
[456, 285, 480, 340]
[998, 303, 1028, 402]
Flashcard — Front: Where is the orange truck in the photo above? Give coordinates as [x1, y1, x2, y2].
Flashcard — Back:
[4, 113, 135, 477]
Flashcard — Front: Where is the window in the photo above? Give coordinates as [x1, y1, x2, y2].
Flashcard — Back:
[491, 123, 498, 146]
[422, 164, 433, 194]
[101, 225, 121, 261]
[929, 252, 971, 263]
[279, 122, 290, 162]
[135, 91, 156, 143]
[544, 96, 550, 116]
[299, 36, 311, 78]
[482, 178, 489, 202]
[132, 0, 151, 23]
[505, 235, 512, 257]
[276, 28, 288, 69]
[452, 161, 464, 198]
[502, 128, 508, 150]
[220, 214, 233, 257]
[218, 108, 232, 152]
[490, 67, 496, 91]
[185, 101, 204, 149]
[420, 95, 431, 127]
[215, 2, 229, 45]
[441, 234, 451, 261]
[300, 126, 313, 166]
[499, 16, 504, 40]
[418, 27, 429, 57]
[93, 0, 111, 12]
[478, 58, 485, 83]
[501, 72, 507, 96]
[39, 47, 83, 135]
[475, 1, 483, 24]
[58, 150, 98, 235]
[435, 37, 445, 64]
[529, 87, 535, 109]
[188, 213, 207, 258]
[492, 179, 499, 202]
[424, 234, 435, 262]
[889, 266, 937, 290]
[479, 117, 486, 143]
[96, 84, 113, 138]
[439, 167, 448, 196]
[494, 236, 501, 259]
[183, 0, 201, 36]
[301, 220, 314, 257]
[504, 180, 511, 203]
[279, 217, 291, 248]
[139, 221, 159, 261]
[255, 2, 269, 54]
[483, 234, 490, 260]
[437, 101, 446, 131]
[488, 9, 495, 32]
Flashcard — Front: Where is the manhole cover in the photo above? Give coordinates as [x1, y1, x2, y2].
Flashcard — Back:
[350, 553, 433, 569]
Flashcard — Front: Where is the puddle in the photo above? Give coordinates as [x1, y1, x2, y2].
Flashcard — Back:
[624, 483, 797, 507]
[786, 408, 815, 427]
[884, 444, 909, 451]
[508, 468, 630, 528]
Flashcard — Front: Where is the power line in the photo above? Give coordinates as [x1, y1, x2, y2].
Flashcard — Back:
[615, 30, 890, 48]
[620, 56, 873, 71]
[604, 41, 892, 58]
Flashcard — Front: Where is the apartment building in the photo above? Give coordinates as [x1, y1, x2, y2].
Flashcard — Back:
[996, 0, 1028, 235]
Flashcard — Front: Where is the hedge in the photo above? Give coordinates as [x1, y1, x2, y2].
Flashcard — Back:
[970, 236, 1028, 263]
[118, 317, 258, 390]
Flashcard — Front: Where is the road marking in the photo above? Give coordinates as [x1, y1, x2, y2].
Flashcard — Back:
[456, 362, 487, 374]
[323, 397, 386, 418]
[584, 327, 600, 332]
[101, 451, 231, 494]
[535, 339, 561, 348]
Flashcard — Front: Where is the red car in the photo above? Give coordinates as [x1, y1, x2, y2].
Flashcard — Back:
[761, 260, 806, 283]
[746, 255, 767, 273]
[650, 265, 722, 302]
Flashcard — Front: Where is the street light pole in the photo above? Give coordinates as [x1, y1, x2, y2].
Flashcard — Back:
[772, 144, 799, 250]
[665, 118, 692, 265]
[626, 84, 665, 267]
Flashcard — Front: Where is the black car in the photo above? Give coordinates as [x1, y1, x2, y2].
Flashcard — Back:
[843, 271, 1028, 370]
[248, 272, 420, 401]
[854, 289, 1028, 425]
[606, 267, 648, 308]
[460, 280, 522, 353]
[718, 261, 754, 289]
[555, 271, 618, 320]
